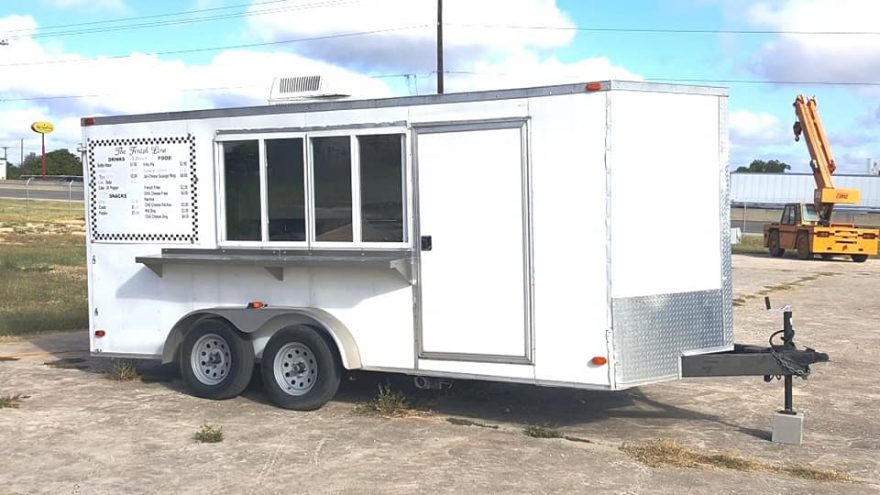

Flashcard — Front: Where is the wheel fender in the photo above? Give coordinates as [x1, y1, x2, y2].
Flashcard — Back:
[163, 307, 362, 370]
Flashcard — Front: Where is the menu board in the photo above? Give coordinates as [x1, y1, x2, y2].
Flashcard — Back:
[88, 135, 198, 243]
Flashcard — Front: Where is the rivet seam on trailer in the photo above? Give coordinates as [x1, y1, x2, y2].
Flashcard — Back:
[604, 91, 616, 388]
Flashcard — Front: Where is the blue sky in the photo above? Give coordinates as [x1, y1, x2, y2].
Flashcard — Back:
[1, 0, 878, 173]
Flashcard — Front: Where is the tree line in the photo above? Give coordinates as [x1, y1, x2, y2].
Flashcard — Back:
[734, 159, 791, 173]
[4, 149, 82, 179]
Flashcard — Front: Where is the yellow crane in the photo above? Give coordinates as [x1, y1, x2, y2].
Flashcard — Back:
[763, 95, 879, 262]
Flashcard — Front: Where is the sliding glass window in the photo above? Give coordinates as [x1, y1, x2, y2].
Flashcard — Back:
[312, 136, 353, 242]
[220, 130, 405, 246]
[266, 138, 306, 242]
[223, 140, 260, 241]
[359, 134, 404, 242]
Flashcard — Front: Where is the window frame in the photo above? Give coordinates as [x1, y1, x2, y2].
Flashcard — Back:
[215, 127, 409, 250]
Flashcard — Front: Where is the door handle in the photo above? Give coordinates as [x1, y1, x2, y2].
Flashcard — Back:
[421, 235, 432, 251]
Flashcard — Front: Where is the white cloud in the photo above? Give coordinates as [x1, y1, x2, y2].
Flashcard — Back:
[0, 14, 391, 159]
[442, 52, 640, 92]
[246, 0, 575, 72]
[746, 0, 880, 82]
[0, 1, 640, 163]
[42, 0, 127, 11]
[245, 0, 637, 94]
[730, 109, 787, 145]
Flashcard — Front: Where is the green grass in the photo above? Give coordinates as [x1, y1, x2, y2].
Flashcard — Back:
[731, 234, 766, 255]
[0, 199, 87, 336]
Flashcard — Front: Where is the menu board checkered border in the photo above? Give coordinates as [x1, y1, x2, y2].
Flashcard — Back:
[88, 135, 198, 243]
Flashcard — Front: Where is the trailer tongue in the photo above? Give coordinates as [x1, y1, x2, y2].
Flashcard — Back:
[682, 299, 829, 444]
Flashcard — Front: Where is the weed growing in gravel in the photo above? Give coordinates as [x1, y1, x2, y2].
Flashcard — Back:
[194, 424, 224, 443]
[105, 360, 140, 381]
[523, 425, 563, 439]
[446, 417, 499, 429]
[0, 394, 27, 409]
[621, 439, 852, 482]
[354, 384, 429, 418]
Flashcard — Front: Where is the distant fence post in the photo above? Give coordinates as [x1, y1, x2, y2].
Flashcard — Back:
[25, 177, 34, 218]
[67, 180, 74, 215]
[742, 202, 747, 233]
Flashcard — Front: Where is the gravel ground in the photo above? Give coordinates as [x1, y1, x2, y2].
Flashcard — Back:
[0, 254, 878, 494]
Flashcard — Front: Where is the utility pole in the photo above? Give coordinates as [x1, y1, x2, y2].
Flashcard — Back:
[436, 0, 444, 94]
[19, 138, 23, 166]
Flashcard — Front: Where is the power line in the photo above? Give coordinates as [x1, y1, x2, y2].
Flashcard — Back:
[5, 0, 364, 40]
[2, 0, 291, 35]
[7, 70, 880, 105]
[0, 25, 429, 68]
[0, 73, 426, 103]
[445, 22, 880, 36]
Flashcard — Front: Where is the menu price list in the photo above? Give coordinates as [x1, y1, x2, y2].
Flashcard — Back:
[90, 136, 196, 241]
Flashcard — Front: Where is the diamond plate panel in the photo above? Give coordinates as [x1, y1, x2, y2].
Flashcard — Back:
[613, 289, 727, 387]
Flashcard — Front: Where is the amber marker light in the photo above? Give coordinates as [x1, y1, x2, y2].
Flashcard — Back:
[591, 356, 608, 366]
[247, 301, 265, 309]
[585, 82, 602, 91]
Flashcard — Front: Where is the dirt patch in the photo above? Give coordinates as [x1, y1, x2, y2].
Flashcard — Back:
[43, 358, 89, 370]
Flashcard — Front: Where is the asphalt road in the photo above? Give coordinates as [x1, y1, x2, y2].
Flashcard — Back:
[0, 183, 84, 201]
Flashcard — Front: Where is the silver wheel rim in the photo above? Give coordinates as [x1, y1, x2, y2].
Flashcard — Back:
[190, 333, 231, 386]
[273, 342, 317, 396]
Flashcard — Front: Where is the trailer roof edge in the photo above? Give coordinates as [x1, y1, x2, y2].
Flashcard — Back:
[82, 80, 729, 127]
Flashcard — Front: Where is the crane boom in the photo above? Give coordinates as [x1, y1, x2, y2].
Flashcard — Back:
[792, 95, 859, 224]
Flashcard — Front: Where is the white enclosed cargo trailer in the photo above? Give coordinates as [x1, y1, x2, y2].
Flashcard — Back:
[82, 80, 748, 410]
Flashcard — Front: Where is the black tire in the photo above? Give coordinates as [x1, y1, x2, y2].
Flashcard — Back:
[851, 254, 869, 263]
[179, 318, 254, 400]
[796, 232, 813, 260]
[260, 325, 342, 411]
[768, 231, 784, 257]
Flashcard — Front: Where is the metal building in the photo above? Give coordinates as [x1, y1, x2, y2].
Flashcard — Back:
[731, 173, 880, 210]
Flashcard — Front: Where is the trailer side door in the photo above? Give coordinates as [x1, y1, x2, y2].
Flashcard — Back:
[414, 120, 532, 364]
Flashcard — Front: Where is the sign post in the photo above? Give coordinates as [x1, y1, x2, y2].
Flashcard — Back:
[30, 121, 54, 176]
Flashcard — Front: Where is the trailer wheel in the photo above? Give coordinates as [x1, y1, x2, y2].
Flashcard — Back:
[768, 231, 784, 257]
[260, 325, 341, 411]
[796, 232, 813, 260]
[851, 254, 868, 263]
[179, 318, 254, 400]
